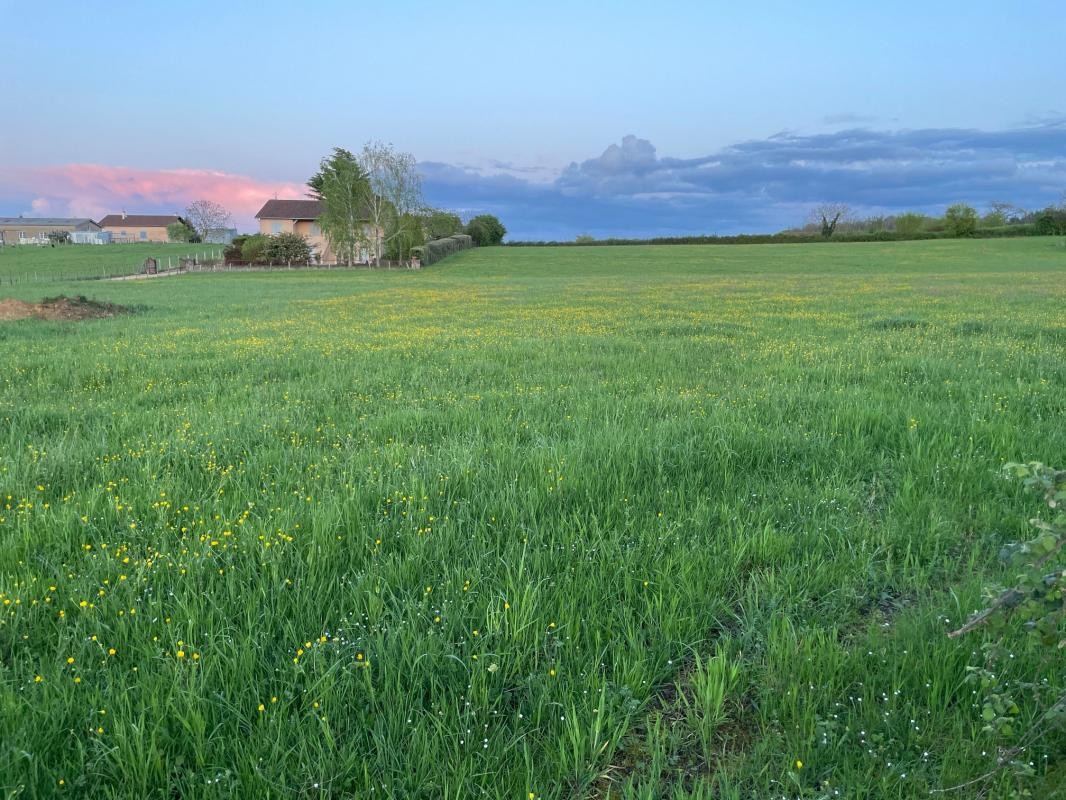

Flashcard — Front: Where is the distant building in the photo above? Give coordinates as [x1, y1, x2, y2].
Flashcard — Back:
[204, 227, 238, 244]
[70, 230, 112, 245]
[0, 217, 100, 245]
[255, 199, 380, 263]
[97, 213, 185, 243]
[255, 199, 333, 262]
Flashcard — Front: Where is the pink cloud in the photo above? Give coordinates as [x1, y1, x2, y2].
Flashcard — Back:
[0, 163, 309, 230]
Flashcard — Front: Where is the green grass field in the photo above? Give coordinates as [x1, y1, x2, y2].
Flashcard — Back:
[1, 239, 1064, 798]
[0, 243, 224, 283]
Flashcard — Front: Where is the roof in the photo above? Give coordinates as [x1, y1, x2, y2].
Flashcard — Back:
[255, 199, 324, 220]
[0, 217, 98, 227]
[97, 214, 183, 228]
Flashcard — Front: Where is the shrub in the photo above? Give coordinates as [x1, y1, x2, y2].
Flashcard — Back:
[1034, 207, 1066, 236]
[894, 212, 928, 237]
[167, 221, 197, 243]
[264, 232, 312, 264]
[240, 234, 270, 263]
[224, 235, 250, 263]
[950, 463, 1066, 789]
[944, 203, 978, 237]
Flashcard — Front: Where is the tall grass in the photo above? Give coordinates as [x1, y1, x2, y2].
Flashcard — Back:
[0, 238, 1064, 797]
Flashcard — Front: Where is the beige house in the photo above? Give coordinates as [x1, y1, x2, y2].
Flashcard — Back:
[0, 217, 100, 245]
[255, 199, 380, 264]
[98, 213, 184, 243]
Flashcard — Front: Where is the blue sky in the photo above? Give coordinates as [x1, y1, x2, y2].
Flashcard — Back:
[2, 0, 1064, 238]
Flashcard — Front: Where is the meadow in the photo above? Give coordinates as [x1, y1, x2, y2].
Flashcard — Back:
[0, 243, 224, 283]
[1, 238, 1064, 798]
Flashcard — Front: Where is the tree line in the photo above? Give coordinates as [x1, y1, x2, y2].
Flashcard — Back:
[798, 200, 1066, 239]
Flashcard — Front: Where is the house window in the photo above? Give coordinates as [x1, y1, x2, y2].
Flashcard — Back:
[271, 222, 282, 234]
[140, 230, 148, 240]
[311, 223, 321, 236]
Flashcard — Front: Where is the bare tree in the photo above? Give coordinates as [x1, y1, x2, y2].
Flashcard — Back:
[184, 200, 232, 242]
[986, 201, 1026, 225]
[809, 203, 851, 238]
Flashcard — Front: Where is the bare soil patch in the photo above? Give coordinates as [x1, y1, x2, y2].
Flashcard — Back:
[0, 295, 131, 322]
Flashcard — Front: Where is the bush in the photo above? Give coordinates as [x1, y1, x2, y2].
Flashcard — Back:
[950, 463, 1066, 790]
[224, 235, 250, 263]
[465, 215, 507, 246]
[167, 221, 197, 243]
[944, 203, 978, 237]
[894, 212, 928, 237]
[1034, 207, 1066, 236]
[240, 234, 270, 263]
[264, 232, 312, 263]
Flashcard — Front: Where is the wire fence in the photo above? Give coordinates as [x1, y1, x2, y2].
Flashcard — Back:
[0, 249, 225, 285]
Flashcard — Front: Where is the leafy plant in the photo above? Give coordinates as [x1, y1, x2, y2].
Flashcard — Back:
[677, 652, 743, 755]
[950, 462, 1066, 786]
[944, 203, 979, 237]
[465, 214, 507, 246]
[239, 233, 270, 263]
[264, 232, 313, 264]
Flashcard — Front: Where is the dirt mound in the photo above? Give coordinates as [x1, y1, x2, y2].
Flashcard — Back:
[0, 295, 130, 322]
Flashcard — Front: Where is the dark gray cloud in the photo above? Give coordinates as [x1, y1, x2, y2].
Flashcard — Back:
[422, 124, 1066, 240]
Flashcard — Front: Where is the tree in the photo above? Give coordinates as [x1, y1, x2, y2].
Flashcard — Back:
[167, 221, 196, 242]
[423, 209, 463, 240]
[987, 201, 1026, 226]
[358, 141, 425, 265]
[308, 148, 373, 266]
[264, 232, 312, 264]
[183, 200, 231, 242]
[809, 203, 851, 238]
[893, 212, 928, 237]
[944, 203, 978, 237]
[385, 214, 425, 263]
[465, 214, 507, 246]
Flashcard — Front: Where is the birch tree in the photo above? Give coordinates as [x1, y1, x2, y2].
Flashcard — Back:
[358, 141, 425, 265]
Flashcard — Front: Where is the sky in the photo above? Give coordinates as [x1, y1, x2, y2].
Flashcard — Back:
[2, 0, 1064, 239]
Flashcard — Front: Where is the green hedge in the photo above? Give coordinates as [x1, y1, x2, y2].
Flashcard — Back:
[414, 234, 473, 266]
